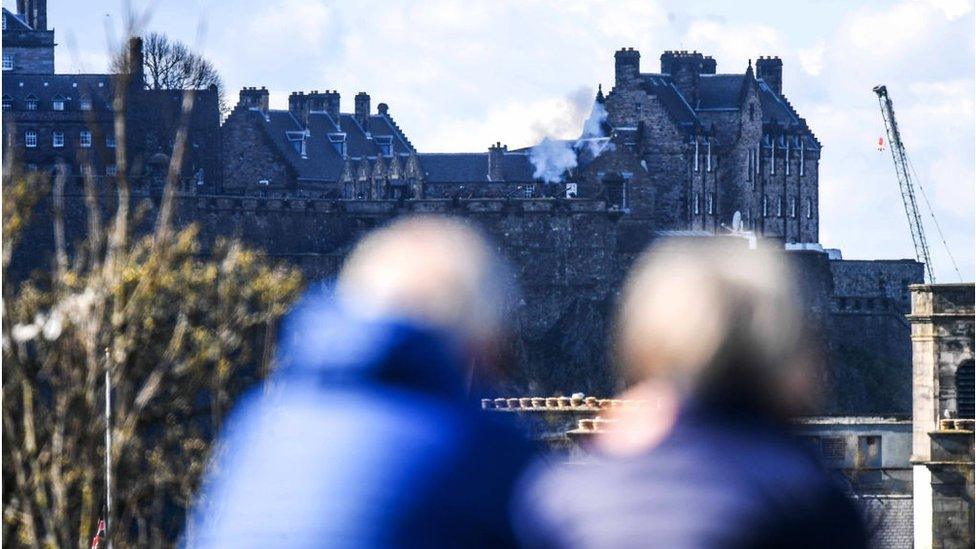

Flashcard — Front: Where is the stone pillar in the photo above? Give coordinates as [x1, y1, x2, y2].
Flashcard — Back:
[909, 283, 975, 549]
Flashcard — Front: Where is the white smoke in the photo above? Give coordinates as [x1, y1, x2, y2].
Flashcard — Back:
[529, 137, 578, 183]
[529, 97, 613, 184]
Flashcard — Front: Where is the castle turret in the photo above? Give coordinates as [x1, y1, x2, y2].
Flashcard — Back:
[488, 142, 507, 182]
[355, 92, 370, 133]
[614, 48, 641, 89]
[756, 56, 783, 95]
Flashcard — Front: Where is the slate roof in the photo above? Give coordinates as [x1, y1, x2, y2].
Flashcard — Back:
[244, 106, 418, 183]
[608, 70, 819, 149]
[418, 152, 538, 184]
[1, 73, 115, 111]
[2, 8, 32, 31]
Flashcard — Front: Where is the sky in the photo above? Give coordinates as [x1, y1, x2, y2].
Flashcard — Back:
[6, 0, 974, 280]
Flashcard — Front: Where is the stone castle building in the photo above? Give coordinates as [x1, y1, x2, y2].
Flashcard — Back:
[2, 1, 220, 188]
[3, 2, 925, 416]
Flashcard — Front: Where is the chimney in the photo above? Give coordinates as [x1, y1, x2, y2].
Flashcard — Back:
[127, 37, 145, 89]
[488, 142, 506, 181]
[756, 56, 783, 95]
[614, 47, 641, 89]
[33, 0, 47, 30]
[239, 86, 270, 117]
[660, 50, 706, 106]
[324, 90, 341, 125]
[354, 92, 370, 132]
[377, 102, 389, 116]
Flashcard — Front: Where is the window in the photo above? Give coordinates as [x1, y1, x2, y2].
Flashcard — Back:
[53, 131, 64, 148]
[106, 135, 115, 148]
[106, 165, 117, 176]
[25, 131, 37, 148]
[79, 131, 92, 148]
[747, 149, 753, 182]
[769, 142, 775, 175]
[375, 136, 393, 157]
[693, 192, 701, 215]
[2, 14, 6, 31]
[1, 95, 11, 110]
[328, 133, 347, 157]
[2, 53, 12, 71]
[957, 360, 975, 419]
[523, 184, 535, 198]
[25, 95, 38, 110]
[857, 436, 882, 468]
[52, 97, 65, 111]
[80, 98, 92, 111]
[785, 138, 791, 175]
[762, 195, 769, 217]
[805, 197, 813, 219]
[799, 142, 806, 176]
[776, 196, 783, 217]
[821, 437, 847, 463]
[749, 103, 755, 122]
[789, 197, 796, 218]
[80, 164, 93, 176]
[706, 140, 712, 172]
[706, 192, 715, 215]
[693, 139, 700, 172]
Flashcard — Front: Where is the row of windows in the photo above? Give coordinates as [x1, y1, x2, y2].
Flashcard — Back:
[747, 145, 809, 182]
[22, 163, 118, 176]
[23, 130, 114, 149]
[692, 192, 715, 215]
[762, 196, 814, 219]
[2, 94, 95, 111]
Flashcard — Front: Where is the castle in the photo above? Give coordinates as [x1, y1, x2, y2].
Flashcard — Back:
[4, 1, 924, 412]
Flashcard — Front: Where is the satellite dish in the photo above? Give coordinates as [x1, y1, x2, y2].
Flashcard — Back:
[732, 211, 743, 232]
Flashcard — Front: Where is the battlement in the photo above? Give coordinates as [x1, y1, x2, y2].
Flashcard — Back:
[480, 395, 645, 412]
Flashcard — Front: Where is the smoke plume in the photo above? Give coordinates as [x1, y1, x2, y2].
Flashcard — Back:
[529, 95, 613, 184]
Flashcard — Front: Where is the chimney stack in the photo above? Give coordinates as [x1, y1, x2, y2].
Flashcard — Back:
[660, 50, 708, 106]
[239, 86, 270, 117]
[324, 90, 341, 125]
[756, 56, 783, 95]
[127, 37, 145, 89]
[488, 142, 507, 182]
[22, 0, 47, 31]
[614, 47, 641, 89]
[354, 92, 371, 132]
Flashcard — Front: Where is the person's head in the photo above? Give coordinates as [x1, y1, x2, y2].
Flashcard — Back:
[336, 216, 509, 371]
[616, 238, 820, 417]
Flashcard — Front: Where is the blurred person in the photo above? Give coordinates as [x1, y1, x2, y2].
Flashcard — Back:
[515, 239, 868, 549]
[187, 216, 533, 548]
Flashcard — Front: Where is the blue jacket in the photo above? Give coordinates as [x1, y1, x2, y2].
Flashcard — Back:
[188, 289, 533, 548]
[515, 399, 869, 549]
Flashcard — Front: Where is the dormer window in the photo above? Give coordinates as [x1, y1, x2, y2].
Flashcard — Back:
[2, 95, 11, 110]
[52, 96, 65, 111]
[80, 98, 93, 111]
[25, 95, 38, 110]
[375, 136, 393, 157]
[286, 131, 308, 158]
[2, 53, 12, 71]
[328, 133, 347, 157]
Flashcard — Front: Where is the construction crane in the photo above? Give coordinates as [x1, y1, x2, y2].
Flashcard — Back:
[873, 84, 936, 283]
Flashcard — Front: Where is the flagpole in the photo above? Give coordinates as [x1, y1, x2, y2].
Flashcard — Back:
[104, 349, 113, 549]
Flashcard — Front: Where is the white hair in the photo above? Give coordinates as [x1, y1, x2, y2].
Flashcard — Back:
[617, 238, 812, 408]
[336, 216, 507, 349]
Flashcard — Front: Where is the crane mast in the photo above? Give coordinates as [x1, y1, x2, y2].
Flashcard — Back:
[873, 84, 935, 283]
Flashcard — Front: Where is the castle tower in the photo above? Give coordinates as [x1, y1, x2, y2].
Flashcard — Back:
[614, 48, 640, 89]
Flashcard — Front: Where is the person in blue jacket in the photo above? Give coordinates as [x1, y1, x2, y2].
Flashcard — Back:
[187, 217, 533, 548]
[514, 239, 869, 549]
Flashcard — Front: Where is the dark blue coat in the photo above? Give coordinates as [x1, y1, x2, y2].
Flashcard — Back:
[515, 399, 869, 549]
[188, 289, 533, 548]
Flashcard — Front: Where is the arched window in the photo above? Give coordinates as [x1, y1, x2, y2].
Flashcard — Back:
[25, 95, 38, 111]
[957, 360, 974, 419]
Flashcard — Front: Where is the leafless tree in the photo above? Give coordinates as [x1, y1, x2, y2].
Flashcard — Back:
[4, 32, 301, 547]
[113, 32, 227, 114]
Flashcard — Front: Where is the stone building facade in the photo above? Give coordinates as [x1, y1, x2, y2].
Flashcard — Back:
[2, 2, 54, 74]
[908, 283, 974, 549]
[1, 1, 221, 189]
